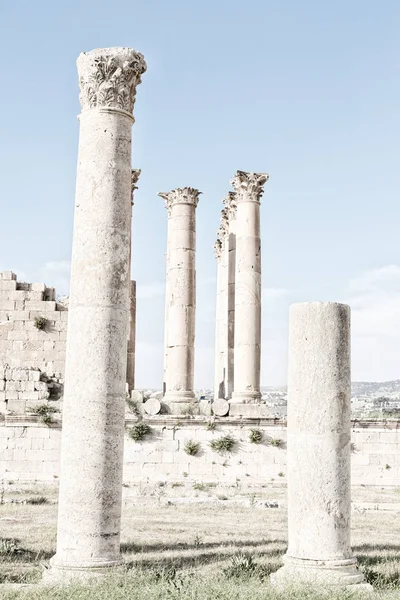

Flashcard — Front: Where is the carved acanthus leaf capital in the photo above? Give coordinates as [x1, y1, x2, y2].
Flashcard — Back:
[77, 47, 147, 114]
[216, 208, 229, 241]
[222, 191, 237, 220]
[230, 170, 269, 203]
[158, 187, 202, 215]
[131, 168, 141, 205]
[213, 239, 223, 260]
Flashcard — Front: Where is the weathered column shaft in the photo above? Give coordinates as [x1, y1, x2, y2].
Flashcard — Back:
[226, 193, 237, 399]
[272, 302, 369, 589]
[231, 171, 268, 404]
[49, 47, 146, 578]
[159, 188, 201, 413]
[126, 280, 136, 393]
[213, 211, 229, 400]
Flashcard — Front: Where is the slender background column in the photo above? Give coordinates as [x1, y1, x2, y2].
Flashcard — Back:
[272, 302, 370, 589]
[126, 280, 136, 394]
[224, 192, 237, 399]
[48, 47, 146, 579]
[231, 171, 268, 404]
[126, 169, 140, 394]
[213, 209, 229, 400]
[158, 188, 201, 414]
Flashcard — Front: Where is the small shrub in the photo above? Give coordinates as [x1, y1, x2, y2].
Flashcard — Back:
[0, 538, 23, 556]
[385, 464, 391, 470]
[206, 420, 216, 431]
[223, 553, 257, 579]
[249, 429, 263, 444]
[128, 422, 151, 442]
[30, 404, 59, 425]
[183, 471, 188, 478]
[278, 472, 285, 478]
[210, 435, 236, 453]
[126, 398, 140, 415]
[171, 482, 184, 488]
[193, 483, 206, 491]
[267, 437, 284, 448]
[184, 439, 200, 456]
[33, 316, 47, 330]
[26, 496, 48, 505]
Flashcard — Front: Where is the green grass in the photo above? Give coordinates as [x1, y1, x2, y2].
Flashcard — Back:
[0, 485, 399, 598]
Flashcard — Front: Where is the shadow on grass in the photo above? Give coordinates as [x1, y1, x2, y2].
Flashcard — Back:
[121, 538, 286, 554]
[123, 539, 286, 573]
[355, 544, 400, 589]
[0, 538, 53, 563]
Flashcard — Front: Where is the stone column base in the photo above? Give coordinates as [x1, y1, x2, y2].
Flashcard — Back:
[43, 555, 124, 584]
[270, 556, 372, 591]
[230, 390, 261, 404]
[163, 391, 196, 415]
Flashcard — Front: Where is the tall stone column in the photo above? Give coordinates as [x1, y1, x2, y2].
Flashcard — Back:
[271, 303, 370, 590]
[213, 209, 229, 400]
[158, 188, 201, 414]
[231, 171, 268, 404]
[126, 280, 136, 394]
[48, 47, 146, 580]
[224, 192, 237, 399]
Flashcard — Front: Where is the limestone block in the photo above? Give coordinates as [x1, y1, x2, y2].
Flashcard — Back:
[229, 403, 270, 418]
[0, 301, 15, 311]
[12, 368, 30, 381]
[8, 330, 29, 341]
[0, 401, 6, 413]
[0, 380, 4, 391]
[7, 399, 26, 414]
[5, 391, 19, 400]
[198, 400, 212, 416]
[25, 301, 56, 312]
[20, 391, 40, 401]
[6, 381, 21, 392]
[0, 272, 17, 281]
[25, 291, 45, 302]
[31, 283, 46, 293]
[44, 288, 56, 301]
[0, 281, 17, 292]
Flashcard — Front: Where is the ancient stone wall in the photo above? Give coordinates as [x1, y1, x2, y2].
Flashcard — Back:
[0, 271, 67, 416]
[1, 419, 399, 487]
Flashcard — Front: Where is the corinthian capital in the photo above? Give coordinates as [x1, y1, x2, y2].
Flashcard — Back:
[158, 187, 202, 215]
[131, 168, 141, 205]
[222, 191, 237, 220]
[217, 208, 229, 241]
[77, 47, 147, 114]
[230, 170, 269, 203]
[213, 239, 223, 261]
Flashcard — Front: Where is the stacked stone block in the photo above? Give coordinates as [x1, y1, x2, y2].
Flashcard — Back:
[0, 271, 68, 383]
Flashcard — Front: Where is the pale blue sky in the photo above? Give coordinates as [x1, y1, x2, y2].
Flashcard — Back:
[1, 1, 399, 387]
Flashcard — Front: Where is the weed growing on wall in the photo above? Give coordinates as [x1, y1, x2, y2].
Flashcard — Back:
[33, 316, 47, 331]
[184, 439, 200, 456]
[25, 496, 48, 505]
[210, 435, 235, 453]
[30, 404, 59, 425]
[249, 429, 263, 444]
[206, 420, 216, 431]
[267, 437, 284, 448]
[128, 422, 151, 442]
